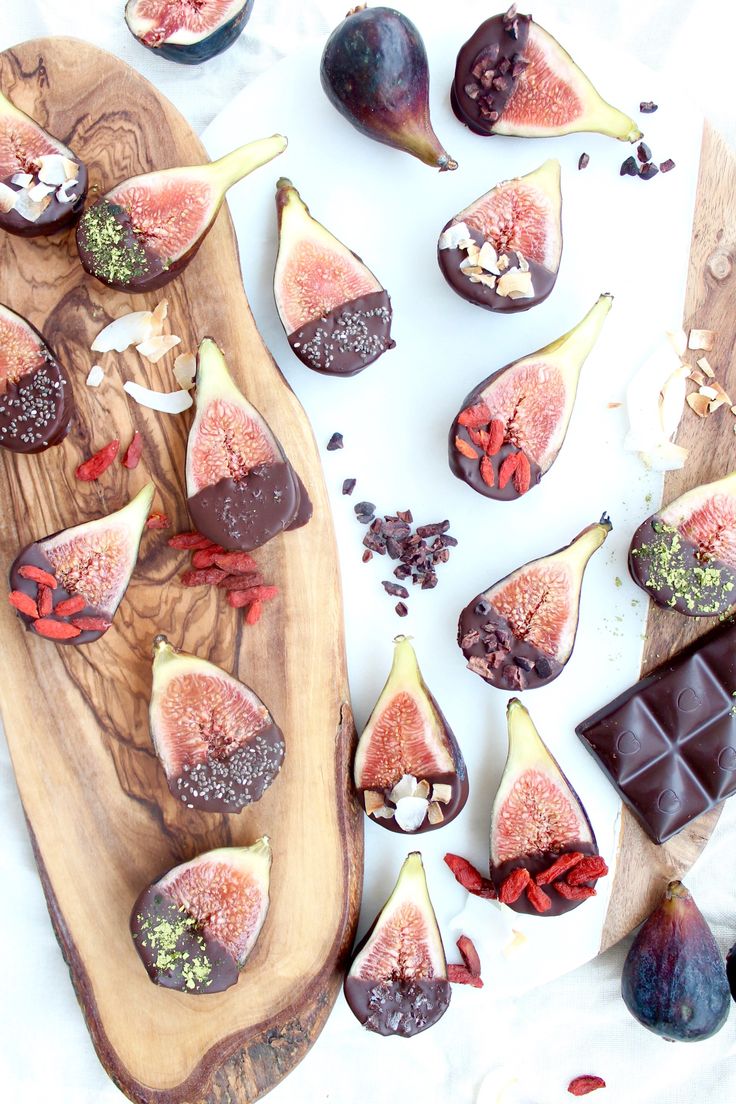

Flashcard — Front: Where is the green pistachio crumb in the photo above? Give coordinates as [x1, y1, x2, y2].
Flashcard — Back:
[78, 200, 148, 284]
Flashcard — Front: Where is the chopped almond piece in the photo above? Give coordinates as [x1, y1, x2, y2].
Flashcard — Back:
[432, 783, 453, 804]
[427, 802, 444, 825]
[688, 328, 715, 351]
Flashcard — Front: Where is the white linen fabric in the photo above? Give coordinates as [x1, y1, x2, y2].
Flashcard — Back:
[1, 2, 735, 1103]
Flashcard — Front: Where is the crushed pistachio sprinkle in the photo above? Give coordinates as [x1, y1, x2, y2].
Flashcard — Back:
[78, 201, 148, 284]
[135, 902, 214, 989]
[632, 520, 735, 614]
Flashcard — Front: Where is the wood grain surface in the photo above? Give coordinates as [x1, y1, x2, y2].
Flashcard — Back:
[600, 122, 736, 952]
[0, 38, 362, 1104]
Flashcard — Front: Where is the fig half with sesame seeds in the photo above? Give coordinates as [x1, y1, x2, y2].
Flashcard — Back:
[273, 178, 395, 377]
[149, 635, 285, 813]
[629, 471, 736, 616]
[0, 303, 74, 453]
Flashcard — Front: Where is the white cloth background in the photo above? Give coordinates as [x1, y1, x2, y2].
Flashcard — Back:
[1, 2, 736, 1102]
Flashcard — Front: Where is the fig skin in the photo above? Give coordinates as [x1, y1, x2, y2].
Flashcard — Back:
[622, 881, 730, 1042]
[0, 303, 74, 453]
[321, 5, 457, 171]
[125, 0, 255, 65]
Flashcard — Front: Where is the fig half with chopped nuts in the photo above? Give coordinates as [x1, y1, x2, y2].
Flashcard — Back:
[629, 471, 736, 616]
[459, 514, 611, 689]
[490, 699, 603, 916]
[450, 294, 612, 497]
[0, 303, 74, 453]
[452, 8, 641, 143]
[344, 852, 451, 1036]
[437, 159, 562, 313]
[354, 635, 468, 833]
[125, 0, 255, 64]
[149, 635, 285, 812]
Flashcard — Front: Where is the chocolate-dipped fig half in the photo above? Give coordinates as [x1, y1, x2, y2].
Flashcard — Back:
[438, 159, 562, 314]
[125, 0, 254, 65]
[8, 482, 155, 645]
[186, 337, 311, 551]
[452, 7, 641, 143]
[76, 134, 285, 293]
[274, 178, 395, 377]
[727, 942, 736, 1003]
[490, 699, 601, 917]
[0, 303, 74, 453]
[344, 852, 451, 1036]
[450, 295, 612, 498]
[0, 88, 87, 237]
[321, 5, 457, 172]
[629, 471, 736, 617]
[131, 837, 271, 994]
[150, 634, 285, 812]
[622, 880, 729, 1041]
[459, 514, 611, 690]
[354, 635, 468, 834]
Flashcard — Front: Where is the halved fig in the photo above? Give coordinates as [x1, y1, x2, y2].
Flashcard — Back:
[8, 482, 155, 645]
[130, 837, 271, 994]
[186, 337, 311, 551]
[125, 0, 255, 65]
[344, 852, 450, 1036]
[76, 135, 286, 293]
[437, 160, 562, 314]
[150, 634, 285, 812]
[0, 303, 74, 453]
[459, 514, 611, 689]
[0, 88, 87, 237]
[490, 699, 600, 917]
[452, 8, 641, 143]
[449, 294, 612, 498]
[629, 471, 736, 616]
[354, 635, 468, 834]
[274, 178, 395, 377]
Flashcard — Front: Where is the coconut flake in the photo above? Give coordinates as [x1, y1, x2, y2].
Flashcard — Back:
[393, 795, 429, 832]
[10, 172, 33, 188]
[432, 783, 452, 804]
[136, 333, 181, 363]
[427, 801, 444, 825]
[625, 337, 689, 470]
[438, 221, 471, 250]
[0, 182, 16, 213]
[478, 241, 501, 274]
[688, 328, 715, 351]
[27, 181, 56, 202]
[123, 380, 193, 414]
[364, 790, 387, 815]
[86, 364, 104, 387]
[389, 773, 418, 804]
[92, 310, 154, 353]
[496, 269, 535, 299]
[686, 392, 710, 417]
[37, 154, 78, 186]
[697, 356, 715, 377]
[666, 328, 688, 357]
[56, 179, 79, 204]
[173, 352, 196, 391]
[12, 189, 50, 223]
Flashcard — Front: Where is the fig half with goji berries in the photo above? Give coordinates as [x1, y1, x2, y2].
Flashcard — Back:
[449, 294, 612, 499]
[0, 303, 74, 453]
[459, 514, 611, 690]
[490, 698, 606, 916]
[354, 635, 468, 833]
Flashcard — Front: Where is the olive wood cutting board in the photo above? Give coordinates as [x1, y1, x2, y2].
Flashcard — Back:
[0, 37, 362, 1104]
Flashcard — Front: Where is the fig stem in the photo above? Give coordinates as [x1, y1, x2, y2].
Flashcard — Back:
[209, 135, 287, 193]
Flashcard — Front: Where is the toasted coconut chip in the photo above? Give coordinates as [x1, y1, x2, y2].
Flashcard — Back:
[641, 441, 689, 471]
[459, 256, 483, 273]
[697, 356, 715, 377]
[427, 801, 444, 825]
[136, 333, 181, 363]
[476, 273, 497, 289]
[394, 795, 429, 832]
[431, 783, 452, 804]
[13, 190, 51, 222]
[414, 779, 431, 800]
[86, 364, 104, 387]
[10, 172, 33, 188]
[699, 385, 718, 400]
[27, 181, 56, 202]
[477, 241, 500, 274]
[659, 365, 688, 440]
[173, 352, 196, 391]
[56, 179, 79, 204]
[0, 182, 16, 213]
[371, 804, 395, 820]
[150, 299, 168, 331]
[496, 269, 535, 299]
[709, 399, 727, 414]
[688, 328, 715, 351]
[123, 380, 193, 414]
[712, 380, 732, 405]
[497, 253, 510, 272]
[503, 930, 528, 957]
[363, 790, 386, 815]
[625, 338, 689, 471]
[688, 369, 707, 386]
[438, 222, 471, 250]
[92, 310, 154, 352]
[515, 251, 530, 272]
[687, 392, 711, 417]
[389, 773, 418, 804]
[666, 328, 688, 357]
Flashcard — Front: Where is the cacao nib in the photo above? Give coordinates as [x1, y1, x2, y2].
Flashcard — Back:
[363, 532, 387, 554]
[461, 629, 481, 649]
[354, 501, 375, 516]
[578, 152, 590, 170]
[382, 581, 409, 599]
[636, 141, 652, 163]
[396, 509, 413, 523]
[475, 600, 491, 616]
[386, 537, 403, 559]
[535, 657, 552, 679]
[394, 564, 411, 579]
[327, 432, 343, 451]
[395, 601, 408, 617]
[416, 521, 450, 538]
[639, 162, 659, 180]
[640, 100, 658, 112]
[467, 655, 492, 677]
[342, 478, 357, 496]
[362, 549, 373, 563]
[503, 663, 527, 690]
[659, 158, 676, 173]
[421, 571, 438, 590]
[620, 156, 638, 176]
[514, 655, 534, 671]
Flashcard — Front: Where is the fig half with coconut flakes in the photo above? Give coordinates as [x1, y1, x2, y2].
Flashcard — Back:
[8, 483, 154, 644]
[629, 471, 736, 616]
[344, 852, 451, 1036]
[186, 338, 311, 551]
[150, 635, 285, 812]
[459, 514, 611, 690]
[274, 179, 395, 376]
[0, 304, 74, 453]
[438, 160, 562, 313]
[450, 295, 612, 499]
[354, 635, 468, 833]
[125, 0, 255, 65]
[76, 134, 285, 293]
[452, 7, 641, 143]
[130, 837, 271, 995]
[0, 88, 87, 237]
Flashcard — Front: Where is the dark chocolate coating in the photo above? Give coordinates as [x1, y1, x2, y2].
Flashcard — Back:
[343, 977, 451, 1037]
[458, 602, 562, 690]
[288, 290, 395, 376]
[0, 354, 74, 454]
[76, 198, 186, 293]
[451, 12, 531, 136]
[450, 423, 543, 501]
[629, 516, 736, 617]
[0, 163, 87, 238]
[130, 884, 239, 994]
[438, 221, 557, 315]
[576, 617, 736, 844]
[9, 542, 111, 646]
[126, 0, 254, 65]
[286, 472, 314, 531]
[361, 768, 469, 836]
[170, 720, 285, 813]
[491, 844, 599, 918]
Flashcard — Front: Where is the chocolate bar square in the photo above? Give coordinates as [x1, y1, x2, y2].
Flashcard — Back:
[576, 618, 736, 844]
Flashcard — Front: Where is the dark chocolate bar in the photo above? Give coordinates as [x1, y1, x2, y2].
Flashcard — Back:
[576, 618, 736, 844]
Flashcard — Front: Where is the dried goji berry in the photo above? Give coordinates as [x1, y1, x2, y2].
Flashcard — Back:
[145, 512, 170, 530]
[456, 935, 481, 977]
[555, 882, 597, 901]
[53, 595, 86, 616]
[498, 451, 520, 489]
[447, 964, 483, 988]
[71, 616, 112, 632]
[213, 551, 259, 573]
[486, 419, 505, 455]
[457, 401, 491, 428]
[216, 572, 264, 590]
[37, 585, 53, 617]
[567, 856, 609, 886]
[122, 431, 143, 469]
[568, 1075, 606, 1096]
[499, 867, 530, 904]
[526, 881, 552, 913]
[245, 600, 263, 625]
[191, 546, 226, 569]
[455, 435, 479, 460]
[180, 568, 227, 587]
[468, 427, 490, 451]
[479, 455, 495, 487]
[18, 564, 57, 589]
[75, 439, 119, 481]
[8, 590, 39, 618]
[444, 854, 497, 898]
[535, 851, 585, 886]
[167, 532, 214, 550]
[513, 451, 532, 494]
[33, 618, 81, 640]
